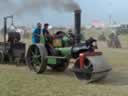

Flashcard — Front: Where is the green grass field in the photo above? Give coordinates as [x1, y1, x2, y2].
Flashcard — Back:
[0, 47, 128, 96]
[0, 33, 128, 96]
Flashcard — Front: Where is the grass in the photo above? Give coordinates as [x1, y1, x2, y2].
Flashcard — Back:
[0, 47, 128, 96]
[0, 32, 128, 96]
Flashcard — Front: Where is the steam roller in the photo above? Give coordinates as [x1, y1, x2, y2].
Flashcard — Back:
[26, 10, 112, 82]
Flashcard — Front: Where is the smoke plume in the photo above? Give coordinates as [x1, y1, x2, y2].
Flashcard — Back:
[14, 0, 80, 16]
[0, 0, 80, 25]
[0, 0, 15, 11]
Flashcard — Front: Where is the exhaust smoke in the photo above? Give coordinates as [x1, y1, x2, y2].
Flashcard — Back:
[0, 0, 80, 16]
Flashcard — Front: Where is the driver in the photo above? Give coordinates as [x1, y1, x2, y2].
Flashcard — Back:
[42, 23, 55, 55]
[42, 23, 53, 43]
[43, 23, 50, 36]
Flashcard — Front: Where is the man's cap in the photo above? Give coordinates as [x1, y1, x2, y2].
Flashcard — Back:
[44, 23, 49, 26]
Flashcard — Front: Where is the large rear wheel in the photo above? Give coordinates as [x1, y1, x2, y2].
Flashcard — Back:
[26, 44, 48, 74]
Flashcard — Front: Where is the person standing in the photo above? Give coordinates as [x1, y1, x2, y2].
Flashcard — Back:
[32, 23, 42, 43]
[42, 23, 53, 43]
[42, 23, 50, 36]
[42, 23, 55, 55]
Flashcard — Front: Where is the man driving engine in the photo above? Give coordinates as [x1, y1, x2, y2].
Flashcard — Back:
[42, 23, 55, 55]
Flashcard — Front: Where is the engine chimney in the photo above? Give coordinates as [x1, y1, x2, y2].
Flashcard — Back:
[74, 10, 81, 44]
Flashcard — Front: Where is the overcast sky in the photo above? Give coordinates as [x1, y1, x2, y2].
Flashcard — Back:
[0, 0, 128, 27]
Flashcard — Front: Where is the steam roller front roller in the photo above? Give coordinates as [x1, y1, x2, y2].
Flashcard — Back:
[72, 52, 112, 82]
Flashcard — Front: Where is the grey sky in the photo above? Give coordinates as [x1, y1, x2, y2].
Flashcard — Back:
[0, 0, 128, 27]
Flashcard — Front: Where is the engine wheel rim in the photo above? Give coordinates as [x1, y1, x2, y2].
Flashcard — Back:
[30, 46, 42, 71]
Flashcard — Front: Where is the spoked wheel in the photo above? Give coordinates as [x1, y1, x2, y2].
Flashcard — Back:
[73, 58, 93, 80]
[26, 44, 48, 74]
[50, 59, 69, 72]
